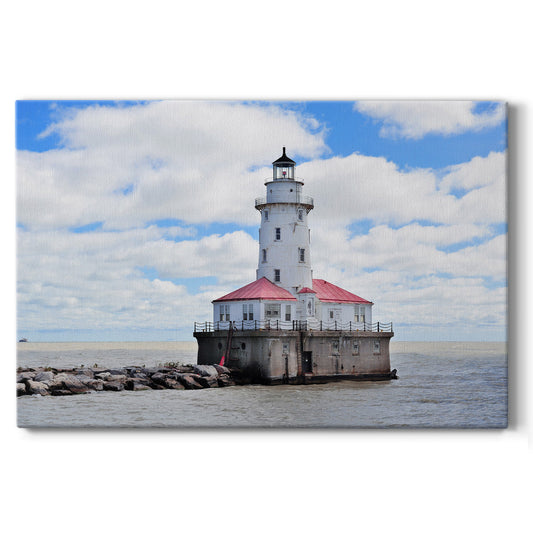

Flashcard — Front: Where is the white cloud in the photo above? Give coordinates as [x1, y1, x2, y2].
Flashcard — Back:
[18, 101, 327, 231]
[17, 226, 258, 333]
[354, 101, 506, 139]
[301, 150, 506, 227]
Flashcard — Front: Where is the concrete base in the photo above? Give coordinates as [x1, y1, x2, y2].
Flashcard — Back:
[194, 329, 395, 384]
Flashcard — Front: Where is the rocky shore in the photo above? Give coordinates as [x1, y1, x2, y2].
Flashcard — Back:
[17, 363, 240, 397]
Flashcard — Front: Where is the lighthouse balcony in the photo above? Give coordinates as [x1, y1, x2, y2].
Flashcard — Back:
[255, 195, 314, 211]
[264, 177, 304, 184]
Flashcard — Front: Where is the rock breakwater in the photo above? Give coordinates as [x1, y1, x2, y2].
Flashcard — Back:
[17, 363, 240, 397]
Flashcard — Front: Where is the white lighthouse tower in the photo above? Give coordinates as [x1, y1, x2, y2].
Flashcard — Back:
[255, 147, 314, 294]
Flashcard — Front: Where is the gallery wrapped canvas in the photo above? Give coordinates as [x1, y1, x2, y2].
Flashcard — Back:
[16, 100, 507, 428]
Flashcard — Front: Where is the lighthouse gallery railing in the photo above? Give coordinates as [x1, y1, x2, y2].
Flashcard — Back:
[255, 195, 314, 208]
[194, 319, 393, 333]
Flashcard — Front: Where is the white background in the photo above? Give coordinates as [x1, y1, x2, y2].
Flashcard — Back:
[1, 1, 530, 532]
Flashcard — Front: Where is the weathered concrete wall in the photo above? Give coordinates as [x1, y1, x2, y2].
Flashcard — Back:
[302, 331, 392, 377]
[196, 330, 300, 380]
[194, 330, 394, 384]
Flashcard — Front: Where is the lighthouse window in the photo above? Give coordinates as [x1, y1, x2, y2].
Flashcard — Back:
[265, 303, 281, 318]
[298, 209, 304, 221]
[285, 305, 291, 321]
[275, 227, 281, 240]
[264, 210, 269, 221]
[262, 249, 267, 263]
[373, 341, 381, 355]
[243, 303, 253, 321]
[274, 269, 281, 282]
[299, 248, 305, 262]
[219, 304, 230, 322]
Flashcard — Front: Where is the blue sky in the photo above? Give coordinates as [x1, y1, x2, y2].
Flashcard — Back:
[16, 100, 507, 341]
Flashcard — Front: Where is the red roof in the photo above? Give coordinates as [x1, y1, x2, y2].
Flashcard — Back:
[298, 287, 316, 294]
[312, 279, 372, 304]
[213, 277, 297, 302]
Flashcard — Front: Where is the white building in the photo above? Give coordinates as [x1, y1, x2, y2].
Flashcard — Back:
[211, 148, 374, 331]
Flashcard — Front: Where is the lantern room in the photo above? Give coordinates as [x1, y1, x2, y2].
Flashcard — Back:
[272, 146, 295, 180]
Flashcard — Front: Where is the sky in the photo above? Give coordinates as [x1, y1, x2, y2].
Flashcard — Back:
[16, 100, 507, 342]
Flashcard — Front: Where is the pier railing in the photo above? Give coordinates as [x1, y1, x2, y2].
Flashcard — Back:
[194, 320, 393, 333]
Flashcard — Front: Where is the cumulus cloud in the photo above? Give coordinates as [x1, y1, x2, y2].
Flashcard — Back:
[301, 150, 506, 228]
[17, 226, 258, 334]
[354, 101, 506, 139]
[18, 101, 327, 231]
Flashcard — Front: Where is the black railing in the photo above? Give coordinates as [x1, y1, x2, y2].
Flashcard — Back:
[194, 320, 393, 333]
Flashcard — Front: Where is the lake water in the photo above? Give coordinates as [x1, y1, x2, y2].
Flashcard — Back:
[16, 341, 507, 428]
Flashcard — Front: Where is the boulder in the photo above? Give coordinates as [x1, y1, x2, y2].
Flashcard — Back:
[84, 379, 104, 391]
[130, 368, 149, 377]
[26, 380, 50, 396]
[106, 374, 127, 383]
[213, 364, 231, 375]
[51, 389, 73, 396]
[109, 368, 128, 376]
[125, 377, 153, 391]
[151, 372, 168, 386]
[192, 365, 219, 377]
[176, 373, 204, 390]
[132, 382, 152, 391]
[17, 383, 27, 396]
[34, 371, 54, 382]
[164, 378, 185, 390]
[76, 368, 94, 377]
[17, 372, 36, 383]
[94, 372, 111, 381]
[49, 373, 89, 394]
[103, 381, 124, 392]
[141, 367, 161, 376]
[194, 375, 219, 388]
[173, 365, 194, 373]
[64, 375, 90, 394]
[217, 374, 235, 387]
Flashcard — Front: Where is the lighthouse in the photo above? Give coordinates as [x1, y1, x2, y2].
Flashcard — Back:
[194, 148, 395, 384]
[255, 147, 314, 293]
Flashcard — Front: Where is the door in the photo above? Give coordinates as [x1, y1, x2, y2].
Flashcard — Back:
[303, 351, 313, 373]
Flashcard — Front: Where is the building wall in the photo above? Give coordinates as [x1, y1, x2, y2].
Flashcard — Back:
[213, 299, 299, 326]
[194, 330, 393, 384]
[315, 301, 373, 327]
[196, 330, 300, 379]
[303, 331, 391, 376]
[212, 299, 374, 331]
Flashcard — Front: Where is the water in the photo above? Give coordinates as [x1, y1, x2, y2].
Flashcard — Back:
[17, 341, 507, 428]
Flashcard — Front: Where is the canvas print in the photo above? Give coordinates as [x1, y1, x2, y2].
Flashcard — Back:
[16, 100, 508, 428]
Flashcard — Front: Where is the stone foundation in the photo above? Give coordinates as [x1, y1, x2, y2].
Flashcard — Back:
[194, 329, 395, 384]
